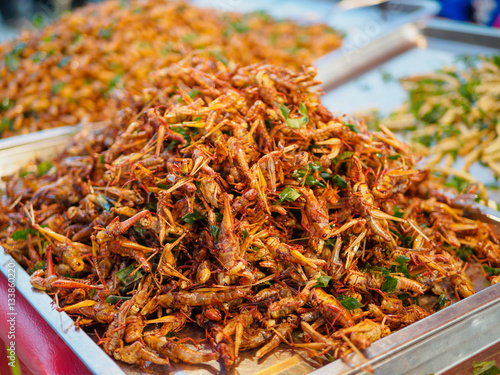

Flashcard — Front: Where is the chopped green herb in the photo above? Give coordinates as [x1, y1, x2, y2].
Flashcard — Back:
[230, 21, 250, 33]
[422, 105, 446, 123]
[445, 176, 470, 192]
[104, 74, 122, 96]
[391, 255, 411, 278]
[182, 211, 205, 224]
[278, 186, 301, 203]
[5, 54, 19, 72]
[96, 194, 114, 211]
[181, 33, 197, 43]
[332, 175, 347, 189]
[32, 13, 47, 28]
[0, 98, 13, 112]
[332, 151, 354, 164]
[105, 295, 132, 304]
[339, 296, 363, 310]
[0, 118, 13, 134]
[436, 293, 447, 310]
[397, 293, 409, 301]
[242, 229, 249, 241]
[58, 56, 70, 68]
[325, 353, 336, 362]
[11, 228, 38, 241]
[457, 245, 474, 262]
[157, 183, 168, 189]
[388, 154, 401, 160]
[485, 181, 499, 190]
[133, 225, 147, 236]
[402, 235, 413, 248]
[214, 212, 223, 223]
[346, 123, 360, 133]
[51, 82, 65, 95]
[308, 162, 323, 172]
[116, 264, 143, 286]
[28, 260, 46, 275]
[484, 265, 500, 276]
[280, 103, 308, 129]
[393, 206, 404, 219]
[98, 28, 113, 39]
[31, 51, 46, 63]
[210, 225, 220, 242]
[292, 169, 326, 188]
[37, 161, 53, 176]
[380, 70, 395, 83]
[314, 275, 331, 288]
[381, 275, 398, 293]
[188, 89, 200, 99]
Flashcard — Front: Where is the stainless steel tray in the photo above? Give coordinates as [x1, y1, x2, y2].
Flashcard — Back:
[0, 0, 439, 151]
[0, 125, 80, 154]
[2, 125, 500, 375]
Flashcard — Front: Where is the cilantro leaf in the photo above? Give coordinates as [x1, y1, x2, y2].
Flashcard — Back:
[381, 275, 398, 293]
[116, 265, 143, 286]
[402, 235, 413, 248]
[484, 265, 500, 276]
[28, 260, 46, 275]
[457, 245, 474, 262]
[393, 206, 404, 219]
[182, 211, 205, 224]
[346, 123, 360, 133]
[210, 225, 220, 242]
[388, 154, 401, 160]
[242, 229, 249, 241]
[280, 103, 308, 129]
[105, 295, 132, 304]
[11, 228, 38, 241]
[339, 296, 363, 310]
[37, 161, 53, 176]
[332, 175, 347, 189]
[392, 255, 411, 278]
[436, 293, 447, 310]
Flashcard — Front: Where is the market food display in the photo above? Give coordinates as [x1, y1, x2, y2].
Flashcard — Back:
[380, 56, 500, 195]
[1, 56, 500, 370]
[0, 0, 341, 138]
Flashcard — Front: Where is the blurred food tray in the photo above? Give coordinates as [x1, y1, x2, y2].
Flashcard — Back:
[0, 0, 439, 151]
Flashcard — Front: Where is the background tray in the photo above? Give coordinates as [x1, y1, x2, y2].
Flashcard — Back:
[0, 0, 439, 151]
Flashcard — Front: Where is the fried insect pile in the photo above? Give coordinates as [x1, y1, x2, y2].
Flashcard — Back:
[0, 0, 341, 138]
[2, 57, 500, 370]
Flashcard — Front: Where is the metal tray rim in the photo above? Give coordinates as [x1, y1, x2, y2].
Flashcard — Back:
[0, 250, 125, 375]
